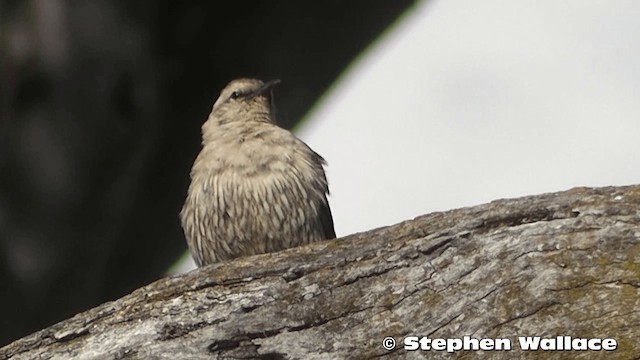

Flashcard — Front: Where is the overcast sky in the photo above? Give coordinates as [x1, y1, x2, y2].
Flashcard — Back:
[299, 0, 640, 237]
[177, 0, 640, 272]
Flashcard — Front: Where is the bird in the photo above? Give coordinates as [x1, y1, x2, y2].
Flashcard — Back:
[180, 78, 335, 267]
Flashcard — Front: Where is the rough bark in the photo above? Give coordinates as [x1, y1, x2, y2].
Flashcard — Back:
[2, 185, 639, 359]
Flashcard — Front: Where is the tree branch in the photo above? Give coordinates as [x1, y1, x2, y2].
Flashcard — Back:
[2, 185, 639, 359]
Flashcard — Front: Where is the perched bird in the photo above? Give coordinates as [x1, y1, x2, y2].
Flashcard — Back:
[180, 78, 336, 267]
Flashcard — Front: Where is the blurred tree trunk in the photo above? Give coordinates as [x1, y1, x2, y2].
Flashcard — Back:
[1, 185, 638, 359]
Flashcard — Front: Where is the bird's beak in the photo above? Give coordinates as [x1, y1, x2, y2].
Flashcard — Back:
[248, 79, 281, 99]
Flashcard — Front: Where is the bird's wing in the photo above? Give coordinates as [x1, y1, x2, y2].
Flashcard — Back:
[319, 196, 336, 240]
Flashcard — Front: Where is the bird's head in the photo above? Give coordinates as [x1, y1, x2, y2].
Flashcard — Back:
[210, 78, 280, 124]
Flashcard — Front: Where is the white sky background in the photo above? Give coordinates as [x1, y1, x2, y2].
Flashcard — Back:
[175, 0, 640, 272]
[298, 0, 640, 238]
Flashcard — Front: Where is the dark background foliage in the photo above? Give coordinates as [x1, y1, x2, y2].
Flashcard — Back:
[0, 0, 416, 345]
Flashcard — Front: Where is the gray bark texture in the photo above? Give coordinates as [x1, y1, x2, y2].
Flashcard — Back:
[2, 185, 639, 359]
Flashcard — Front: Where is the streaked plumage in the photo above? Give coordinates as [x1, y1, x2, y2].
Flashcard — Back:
[180, 78, 335, 267]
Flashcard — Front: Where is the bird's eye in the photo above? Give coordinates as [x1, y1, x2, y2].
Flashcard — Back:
[230, 91, 241, 99]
